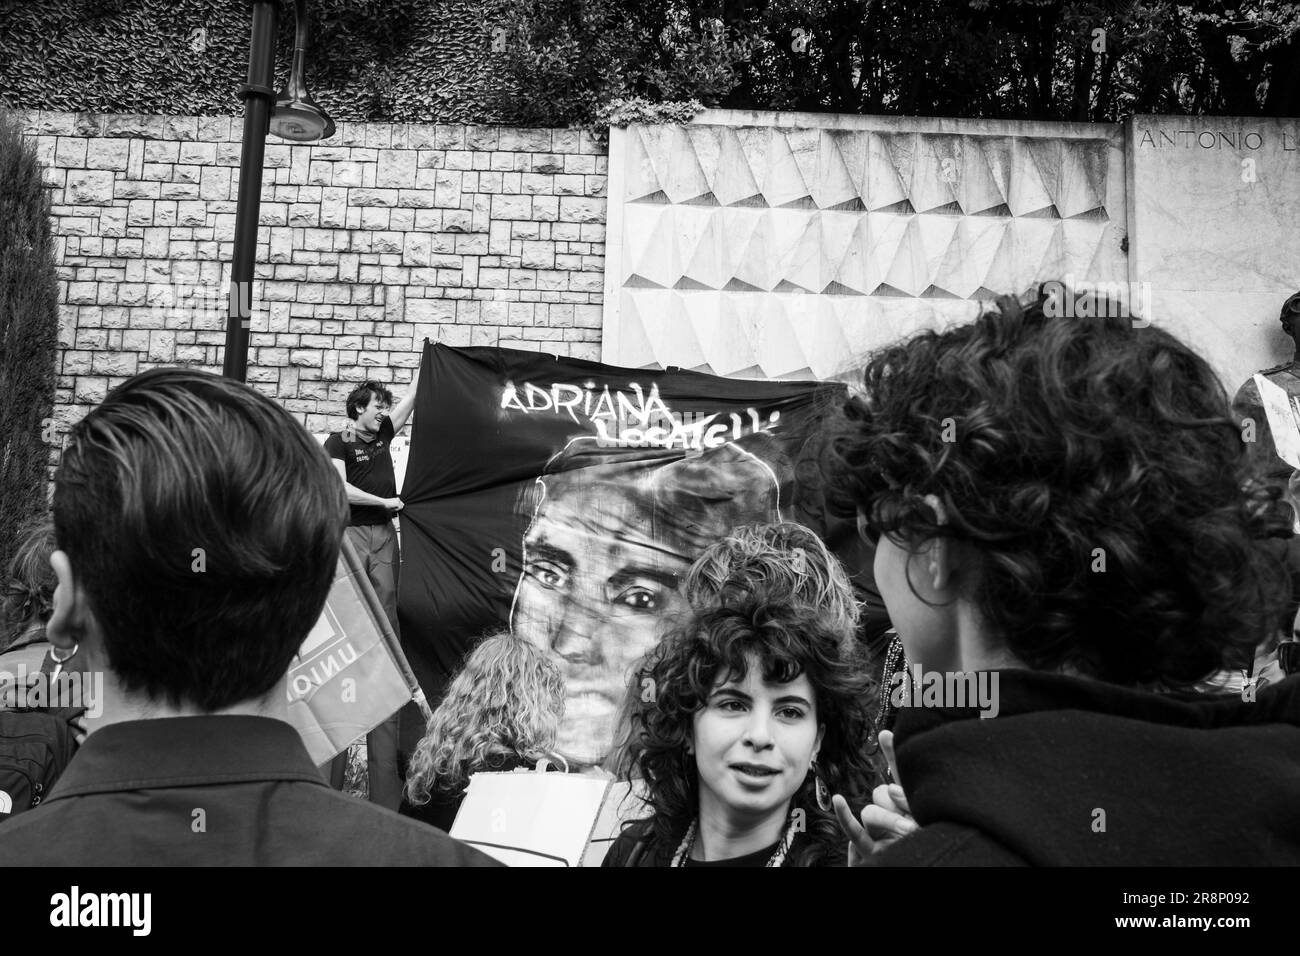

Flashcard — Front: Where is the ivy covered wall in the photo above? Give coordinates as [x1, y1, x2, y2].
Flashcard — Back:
[0, 0, 501, 124]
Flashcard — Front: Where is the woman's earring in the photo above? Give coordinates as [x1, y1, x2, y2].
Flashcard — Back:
[49, 642, 78, 664]
[811, 760, 831, 812]
[49, 641, 79, 681]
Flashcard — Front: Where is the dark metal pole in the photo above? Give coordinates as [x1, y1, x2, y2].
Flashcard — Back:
[224, 0, 279, 382]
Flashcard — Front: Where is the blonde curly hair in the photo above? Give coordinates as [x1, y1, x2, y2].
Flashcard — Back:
[405, 632, 566, 804]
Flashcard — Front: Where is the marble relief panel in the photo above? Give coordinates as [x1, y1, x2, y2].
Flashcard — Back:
[604, 114, 1128, 380]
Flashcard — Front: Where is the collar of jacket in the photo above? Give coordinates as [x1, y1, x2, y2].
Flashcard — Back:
[47, 715, 326, 801]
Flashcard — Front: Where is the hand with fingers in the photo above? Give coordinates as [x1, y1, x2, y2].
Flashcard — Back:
[832, 730, 918, 866]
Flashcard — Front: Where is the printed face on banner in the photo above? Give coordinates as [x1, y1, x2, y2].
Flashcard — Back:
[511, 440, 783, 766]
[512, 484, 694, 764]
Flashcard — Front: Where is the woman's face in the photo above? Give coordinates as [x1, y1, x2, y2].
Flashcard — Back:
[690, 654, 824, 824]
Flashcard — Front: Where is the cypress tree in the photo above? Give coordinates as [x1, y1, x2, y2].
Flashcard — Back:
[0, 113, 59, 575]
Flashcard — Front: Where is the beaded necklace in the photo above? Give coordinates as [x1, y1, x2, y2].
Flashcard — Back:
[670, 813, 799, 867]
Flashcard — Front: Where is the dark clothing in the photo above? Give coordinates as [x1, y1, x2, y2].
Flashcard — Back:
[872, 669, 1300, 866]
[324, 419, 404, 809]
[683, 840, 781, 867]
[398, 754, 532, 833]
[602, 818, 819, 867]
[0, 715, 501, 866]
[324, 708, 402, 811]
[398, 788, 463, 834]
[325, 417, 397, 526]
[345, 523, 400, 629]
[0, 627, 80, 692]
[329, 523, 404, 811]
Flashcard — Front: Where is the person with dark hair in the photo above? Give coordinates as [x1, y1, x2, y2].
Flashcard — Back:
[0, 368, 495, 865]
[602, 598, 877, 867]
[680, 519, 911, 737]
[825, 293, 1300, 865]
[684, 521, 861, 637]
[603, 520, 863, 780]
[322, 371, 419, 810]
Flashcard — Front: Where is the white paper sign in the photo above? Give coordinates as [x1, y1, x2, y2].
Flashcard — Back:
[1254, 373, 1300, 470]
[450, 770, 610, 867]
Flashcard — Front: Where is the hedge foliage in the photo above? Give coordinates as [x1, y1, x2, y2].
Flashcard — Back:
[0, 113, 59, 576]
[4, 2, 1295, 134]
[0, 0, 737, 127]
[0, 0, 507, 124]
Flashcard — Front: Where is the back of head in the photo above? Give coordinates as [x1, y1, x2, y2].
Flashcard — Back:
[54, 367, 347, 711]
[407, 631, 565, 802]
[826, 294, 1290, 687]
[684, 521, 861, 635]
[1, 515, 57, 652]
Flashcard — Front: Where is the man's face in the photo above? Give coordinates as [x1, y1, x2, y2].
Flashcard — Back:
[511, 485, 692, 765]
[354, 394, 389, 435]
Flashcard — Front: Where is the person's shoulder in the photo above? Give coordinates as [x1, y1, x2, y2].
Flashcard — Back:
[868, 823, 1028, 867]
[379, 417, 395, 441]
[0, 796, 81, 863]
[0, 637, 50, 675]
[310, 790, 501, 866]
[323, 431, 346, 457]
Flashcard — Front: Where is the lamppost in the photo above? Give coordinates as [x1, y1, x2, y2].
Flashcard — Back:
[223, 0, 335, 383]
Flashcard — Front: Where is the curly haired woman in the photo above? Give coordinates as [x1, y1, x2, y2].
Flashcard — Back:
[825, 293, 1300, 865]
[602, 597, 877, 866]
[400, 632, 566, 832]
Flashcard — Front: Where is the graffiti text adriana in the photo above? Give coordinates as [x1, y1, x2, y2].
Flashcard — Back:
[500, 381, 781, 450]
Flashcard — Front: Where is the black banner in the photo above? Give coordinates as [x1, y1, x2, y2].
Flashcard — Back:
[397, 343, 860, 765]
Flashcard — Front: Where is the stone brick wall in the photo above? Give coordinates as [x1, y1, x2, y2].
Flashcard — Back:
[14, 110, 609, 478]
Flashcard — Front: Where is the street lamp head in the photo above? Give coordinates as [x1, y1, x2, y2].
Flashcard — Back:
[270, 93, 336, 142]
[268, 0, 335, 142]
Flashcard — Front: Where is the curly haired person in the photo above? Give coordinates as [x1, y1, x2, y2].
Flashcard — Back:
[825, 293, 1300, 866]
[401, 632, 566, 832]
[602, 597, 877, 866]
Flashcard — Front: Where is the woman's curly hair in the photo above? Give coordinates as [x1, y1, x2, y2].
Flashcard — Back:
[1, 516, 57, 653]
[405, 632, 566, 804]
[824, 294, 1291, 688]
[684, 521, 862, 636]
[627, 598, 878, 866]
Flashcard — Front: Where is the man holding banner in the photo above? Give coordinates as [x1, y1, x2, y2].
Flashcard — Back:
[322, 371, 420, 809]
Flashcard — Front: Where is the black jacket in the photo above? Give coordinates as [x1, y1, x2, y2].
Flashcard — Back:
[873, 669, 1300, 866]
[603, 817, 825, 867]
[0, 715, 501, 866]
[398, 754, 533, 833]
